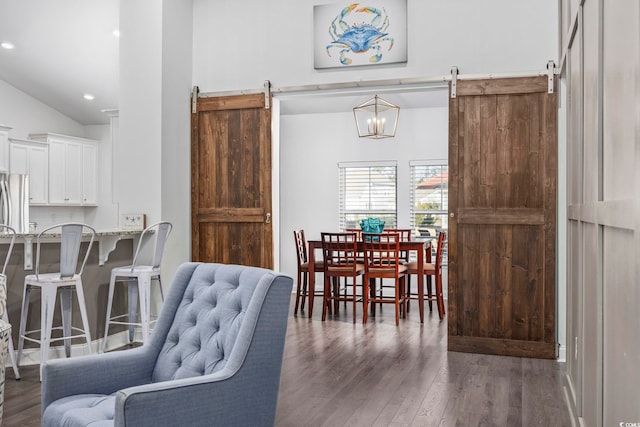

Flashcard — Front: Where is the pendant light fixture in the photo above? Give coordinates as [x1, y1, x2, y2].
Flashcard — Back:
[353, 95, 400, 139]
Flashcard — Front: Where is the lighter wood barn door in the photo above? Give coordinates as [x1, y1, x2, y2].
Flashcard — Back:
[448, 76, 557, 359]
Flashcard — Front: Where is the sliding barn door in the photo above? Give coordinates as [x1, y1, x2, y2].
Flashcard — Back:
[448, 76, 557, 359]
[191, 93, 273, 269]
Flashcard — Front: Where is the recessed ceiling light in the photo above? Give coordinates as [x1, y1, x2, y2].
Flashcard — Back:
[113, 29, 120, 38]
[1, 42, 15, 50]
[83, 94, 95, 101]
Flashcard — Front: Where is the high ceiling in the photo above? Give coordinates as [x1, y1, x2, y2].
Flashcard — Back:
[0, 1, 448, 127]
[0, 0, 119, 126]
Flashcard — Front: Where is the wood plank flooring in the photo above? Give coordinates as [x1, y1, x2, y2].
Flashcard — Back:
[1, 298, 574, 426]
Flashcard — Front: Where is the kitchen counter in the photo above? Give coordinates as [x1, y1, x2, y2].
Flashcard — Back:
[0, 229, 144, 269]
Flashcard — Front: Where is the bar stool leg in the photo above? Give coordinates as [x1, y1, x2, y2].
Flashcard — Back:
[40, 286, 57, 380]
[16, 285, 31, 365]
[127, 279, 138, 343]
[101, 271, 117, 353]
[59, 287, 72, 358]
[74, 280, 92, 353]
[2, 311, 20, 379]
[138, 274, 151, 343]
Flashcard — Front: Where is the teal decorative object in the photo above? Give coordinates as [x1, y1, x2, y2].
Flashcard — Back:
[360, 218, 385, 240]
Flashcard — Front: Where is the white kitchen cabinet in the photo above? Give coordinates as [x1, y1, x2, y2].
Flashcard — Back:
[0, 125, 11, 173]
[9, 138, 49, 205]
[82, 142, 98, 205]
[29, 133, 98, 206]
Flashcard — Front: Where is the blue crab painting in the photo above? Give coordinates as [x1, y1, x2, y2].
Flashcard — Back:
[326, 3, 395, 65]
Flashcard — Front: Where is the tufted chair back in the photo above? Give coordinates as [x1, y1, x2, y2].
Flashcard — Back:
[151, 263, 274, 382]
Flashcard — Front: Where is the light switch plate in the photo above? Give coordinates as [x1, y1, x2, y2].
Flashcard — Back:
[120, 214, 146, 231]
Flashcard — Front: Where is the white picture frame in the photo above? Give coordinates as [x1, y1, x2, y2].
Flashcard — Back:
[119, 214, 146, 231]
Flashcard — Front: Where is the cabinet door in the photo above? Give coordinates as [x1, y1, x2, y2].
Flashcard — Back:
[82, 143, 97, 205]
[29, 145, 49, 205]
[9, 143, 29, 175]
[65, 142, 83, 204]
[48, 140, 67, 204]
[0, 131, 9, 173]
[10, 142, 48, 204]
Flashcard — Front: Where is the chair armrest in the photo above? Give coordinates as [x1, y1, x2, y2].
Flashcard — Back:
[113, 367, 280, 427]
[42, 346, 156, 411]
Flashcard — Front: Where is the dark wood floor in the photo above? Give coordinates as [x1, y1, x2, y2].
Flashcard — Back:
[2, 298, 574, 427]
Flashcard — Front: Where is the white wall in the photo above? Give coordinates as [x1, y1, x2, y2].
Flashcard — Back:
[116, 0, 162, 219]
[160, 0, 193, 282]
[279, 105, 448, 280]
[192, 0, 557, 92]
[0, 78, 116, 230]
[0, 79, 84, 139]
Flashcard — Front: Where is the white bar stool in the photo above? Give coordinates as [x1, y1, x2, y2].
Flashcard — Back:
[16, 223, 95, 379]
[101, 221, 172, 352]
[0, 225, 20, 379]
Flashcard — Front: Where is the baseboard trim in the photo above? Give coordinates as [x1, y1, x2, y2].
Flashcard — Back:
[557, 344, 567, 362]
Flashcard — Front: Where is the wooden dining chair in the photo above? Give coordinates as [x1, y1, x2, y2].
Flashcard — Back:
[371, 228, 412, 307]
[362, 232, 408, 325]
[383, 228, 412, 263]
[406, 231, 446, 321]
[293, 230, 324, 317]
[321, 232, 365, 323]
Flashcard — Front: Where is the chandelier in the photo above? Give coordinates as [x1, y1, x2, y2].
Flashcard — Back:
[353, 95, 400, 139]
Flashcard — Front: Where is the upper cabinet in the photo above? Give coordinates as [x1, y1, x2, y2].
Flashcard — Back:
[0, 125, 11, 173]
[9, 138, 49, 205]
[29, 133, 98, 206]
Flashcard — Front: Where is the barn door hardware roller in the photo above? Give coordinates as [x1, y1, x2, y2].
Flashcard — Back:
[264, 80, 271, 110]
[547, 61, 555, 94]
[191, 85, 199, 113]
[450, 66, 458, 99]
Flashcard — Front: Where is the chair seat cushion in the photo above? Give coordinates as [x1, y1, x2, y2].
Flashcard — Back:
[405, 262, 436, 274]
[42, 394, 115, 427]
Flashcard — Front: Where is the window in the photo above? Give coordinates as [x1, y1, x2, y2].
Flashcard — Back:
[339, 161, 397, 230]
[410, 160, 448, 260]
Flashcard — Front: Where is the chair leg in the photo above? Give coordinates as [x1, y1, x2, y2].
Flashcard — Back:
[16, 285, 31, 366]
[352, 277, 357, 324]
[293, 270, 303, 315]
[322, 275, 330, 321]
[127, 279, 139, 343]
[157, 276, 164, 302]
[308, 272, 315, 319]
[3, 311, 20, 379]
[362, 277, 369, 324]
[40, 286, 57, 380]
[74, 281, 92, 354]
[101, 272, 117, 353]
[300, 273, 307, 311]
[427, 275, 433, 311]
[138, 274, 152, 343]
[59, 288, 73, 358]
[436, 273, 446, 319]
[394, 280, 400, 326]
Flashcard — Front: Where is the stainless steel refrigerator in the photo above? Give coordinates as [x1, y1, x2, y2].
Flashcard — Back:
[0, 173, 29, 233]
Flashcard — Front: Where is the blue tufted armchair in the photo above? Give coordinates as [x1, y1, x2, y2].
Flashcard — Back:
[40, 262, 293, 427]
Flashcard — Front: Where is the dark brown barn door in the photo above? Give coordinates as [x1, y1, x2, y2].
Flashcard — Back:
[448, 76, 557, 359]
[191, 93, 273, 269]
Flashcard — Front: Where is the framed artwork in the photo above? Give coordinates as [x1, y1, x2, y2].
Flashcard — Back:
[313, 0, 407, 69]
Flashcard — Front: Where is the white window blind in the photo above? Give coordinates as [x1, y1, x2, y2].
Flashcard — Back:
[410, 160, 448, 260]
[338, 161, 397, 230]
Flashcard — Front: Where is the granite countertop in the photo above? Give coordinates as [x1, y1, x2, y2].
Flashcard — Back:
[0, 229, 144, 238]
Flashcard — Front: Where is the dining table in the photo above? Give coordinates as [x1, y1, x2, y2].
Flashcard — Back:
[306, 237, 432, 323]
